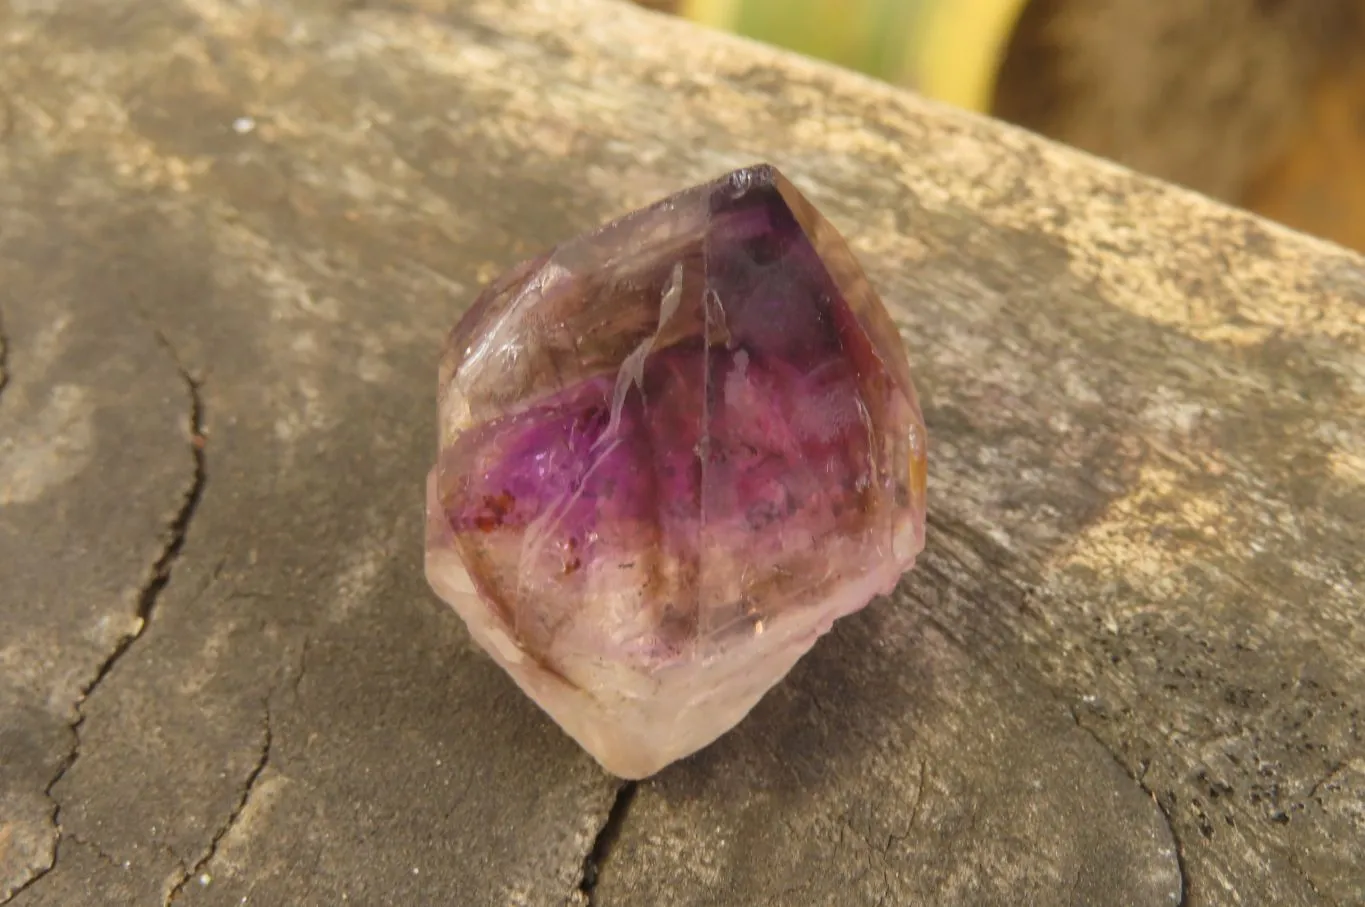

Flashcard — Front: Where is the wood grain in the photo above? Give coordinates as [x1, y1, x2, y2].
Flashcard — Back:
[0, 1, 1360, 905]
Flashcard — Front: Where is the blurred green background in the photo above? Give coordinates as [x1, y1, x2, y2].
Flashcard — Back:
[635, 0, 1365, 256]
[686, 0, 928, 89]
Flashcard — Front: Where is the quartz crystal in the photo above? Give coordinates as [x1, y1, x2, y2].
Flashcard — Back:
[425, 164, 927, 779]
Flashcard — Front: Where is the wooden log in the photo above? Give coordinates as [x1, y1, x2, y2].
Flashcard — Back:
[0, 1, 1360, 904]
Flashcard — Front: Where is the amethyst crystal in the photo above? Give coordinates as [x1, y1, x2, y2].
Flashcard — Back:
[425, 164, 927, 778]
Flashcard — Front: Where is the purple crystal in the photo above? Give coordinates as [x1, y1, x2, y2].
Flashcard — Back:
[426, 164, 927, 778]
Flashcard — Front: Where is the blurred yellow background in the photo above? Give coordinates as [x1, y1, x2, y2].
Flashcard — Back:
[682, 0, 1027, 114]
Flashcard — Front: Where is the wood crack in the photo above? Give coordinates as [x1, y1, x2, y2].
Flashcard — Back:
[0, 332, 207, 905]
[67, 835, 124, 874]
[0, 304, 9, 404]
[1071, 708, 1189, 907]
[574, 780, 638, 905]
[164, 703, 273, 905]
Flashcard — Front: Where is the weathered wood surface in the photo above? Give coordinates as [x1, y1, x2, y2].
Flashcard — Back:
[0, 0, 1361, 904]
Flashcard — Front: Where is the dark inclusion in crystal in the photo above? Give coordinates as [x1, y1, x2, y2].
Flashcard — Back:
[425, 164, 927, 778]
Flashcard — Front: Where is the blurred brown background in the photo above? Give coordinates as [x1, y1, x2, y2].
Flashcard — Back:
[638, 0, 1365, 254]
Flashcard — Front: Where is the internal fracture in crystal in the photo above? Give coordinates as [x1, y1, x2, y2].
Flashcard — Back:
[425, 164, 927, 778]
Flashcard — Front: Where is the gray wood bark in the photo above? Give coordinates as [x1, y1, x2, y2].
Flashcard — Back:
[0, 1, 1361, 905]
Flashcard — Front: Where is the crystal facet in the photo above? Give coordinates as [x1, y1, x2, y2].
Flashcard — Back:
[425, 164, 927, 778]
